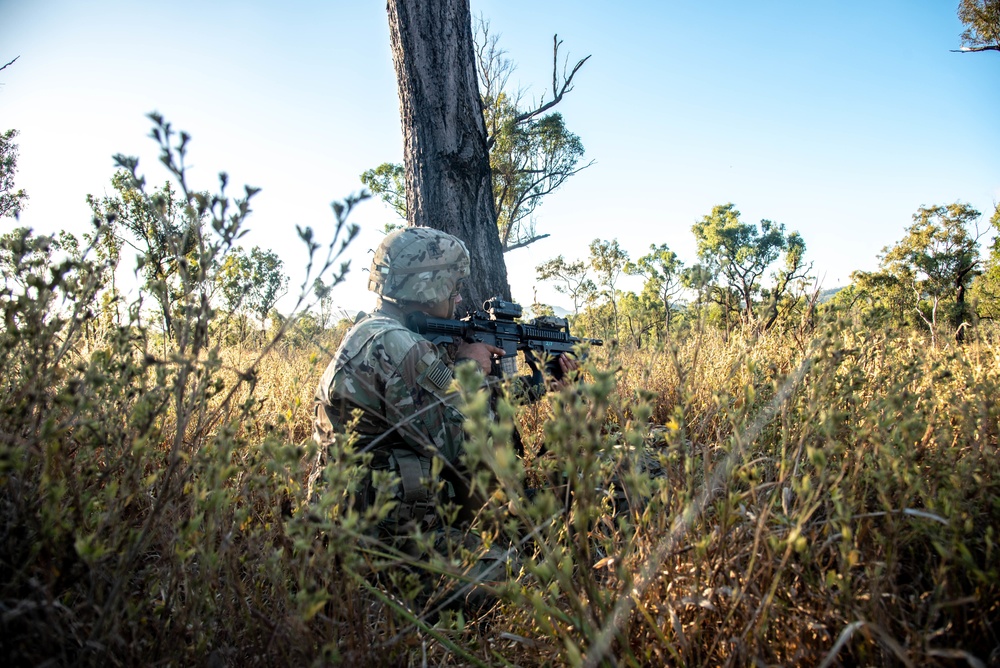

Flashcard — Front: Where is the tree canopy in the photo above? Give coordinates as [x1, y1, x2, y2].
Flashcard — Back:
[625, 243, 684, 332]
[691, 203, 807, 329]
[956, 0, 1000, 52]
[849, 203, 984, 341]
[0, 129, 28, 220]
[535, 254, 595, 314]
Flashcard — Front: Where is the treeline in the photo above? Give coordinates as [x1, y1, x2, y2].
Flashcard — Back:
[534, 201, 1000, 347]
[0, 119, 363, 350]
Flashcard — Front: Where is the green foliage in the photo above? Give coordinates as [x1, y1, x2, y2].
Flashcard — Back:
[957, 0, 1000, 51]
[489, 104, 587, 251]
[971, 203, 1000, 321]
[851, 203, 983, 344]
[87, 167, 209, 340]
[359, 162, 406, 220]
[588, 238, 629, 341]
[477, 18, 591, 252]
[535, 254, 596, 314]
[217, 245, 289, 334]
[363, 21, 591, 252]
[0, 128, 29, 219]
[616, 289, 659, 348]
[625, 243, 684, 334]
[0, 116, 364, 665]
[692, 203, 808, 330]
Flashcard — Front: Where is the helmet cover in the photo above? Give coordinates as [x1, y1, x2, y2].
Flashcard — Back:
[368, 227, 471, 305]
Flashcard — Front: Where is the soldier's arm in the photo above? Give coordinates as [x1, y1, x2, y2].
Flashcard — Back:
[380, 331, 468, 464]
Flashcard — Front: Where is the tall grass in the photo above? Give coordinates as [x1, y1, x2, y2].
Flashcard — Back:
[5, 274, 997, 665]
[2, 124, 997, 666]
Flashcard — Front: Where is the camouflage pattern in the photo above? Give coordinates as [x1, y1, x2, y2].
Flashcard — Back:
[313, 302, 516, 610]
[314, 305, 466, 465]
[314, 303, 520, 609]
[313, 227, 515, 610]
[368, 227, 470, 306]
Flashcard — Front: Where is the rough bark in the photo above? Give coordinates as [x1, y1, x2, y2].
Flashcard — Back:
[386, 0, 510, 312]
[954, 262, 977, 342]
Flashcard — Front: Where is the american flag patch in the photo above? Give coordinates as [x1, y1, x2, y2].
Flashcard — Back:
[425, 360, 453, 389]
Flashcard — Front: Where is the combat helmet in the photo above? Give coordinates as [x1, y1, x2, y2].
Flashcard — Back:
[368, 227, 470, 305]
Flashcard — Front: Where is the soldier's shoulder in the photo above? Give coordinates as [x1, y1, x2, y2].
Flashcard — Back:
[375, 321, 432, 360]
[340, 313, 426, 360]
[348, 313, 406, 337]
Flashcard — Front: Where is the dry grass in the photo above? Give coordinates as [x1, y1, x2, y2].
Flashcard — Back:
[2, 243, 998, 666]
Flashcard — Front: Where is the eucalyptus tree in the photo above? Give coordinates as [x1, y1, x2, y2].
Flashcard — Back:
[692, 203, 807, 330]
[880, 203, 983, 341]
[535, 254, 596, 314]
[954, 0, 1000, 53]
[625, 243, 684, 333]
[0, 129, 28, 219]
[88, 172, 197, 338]
[588, 238, 629, 341]
[371, 6, 590, 308]
[218, 246, 288, 337]
[760, 232, 811, 330]
[971, 204, 1000, 322]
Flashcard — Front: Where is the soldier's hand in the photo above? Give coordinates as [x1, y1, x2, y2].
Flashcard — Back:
[549, 354, 580, 391]
[456, 342, 505, 374]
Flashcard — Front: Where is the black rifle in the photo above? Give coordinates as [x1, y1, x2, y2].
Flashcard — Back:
[405, 297, 602, 381]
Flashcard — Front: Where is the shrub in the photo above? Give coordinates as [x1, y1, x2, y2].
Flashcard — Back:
[2, 119, 997, 666]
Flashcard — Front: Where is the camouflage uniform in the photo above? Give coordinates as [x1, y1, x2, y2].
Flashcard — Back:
[313, 227, 513, 609]
[314, 300, 467, 530]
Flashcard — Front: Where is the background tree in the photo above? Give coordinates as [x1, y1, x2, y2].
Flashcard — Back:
[955, 0, 1000, 53]
[588, 238, 629, 341]
[625, 243, 684, 333]
[880, 203, 983, 342]
[217, 245, 288, 339]
[843, 267, 917, 330]
[477, 19, 592, 251]
[312, 277, 340, 331]
[370, 14, 591, 257]
[386, 0, 508, 308]
[88, 171, 199, 338]
[359, 162, 406, 220]
[0, 227, 80, 295]
[615, 289, 665, 348]
[691, 203, 796, 330]
[246, 247, 287, 331]
[0, 129, 28, 219]
[679, 263, 723, 329]
[760, 232, 811, 330]
[971, 203, 1000, 321]
[535, 254, 596, 314]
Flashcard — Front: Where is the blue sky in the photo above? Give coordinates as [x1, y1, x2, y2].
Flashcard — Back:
[2, 1, 998, 315]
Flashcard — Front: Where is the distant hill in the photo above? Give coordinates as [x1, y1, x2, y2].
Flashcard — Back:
[551, 305, 572, 318]
[816, 287, 844, 303]
[521, 303, 574, 319]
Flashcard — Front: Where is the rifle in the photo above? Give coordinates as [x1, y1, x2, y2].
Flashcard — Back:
[405, 297, 602, 381]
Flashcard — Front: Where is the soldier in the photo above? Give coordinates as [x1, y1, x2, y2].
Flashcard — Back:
[313, 226, 573, 610]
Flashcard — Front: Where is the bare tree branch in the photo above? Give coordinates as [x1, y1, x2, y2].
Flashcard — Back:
[951, 45, 1000, 52]
[0, 56, 19, 74]
[504, 233, 551, 252]
[513, 36, 591, 127]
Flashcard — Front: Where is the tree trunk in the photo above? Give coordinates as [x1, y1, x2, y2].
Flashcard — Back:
[386, 0, 510, 312]
[954, 263, 975, 343]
